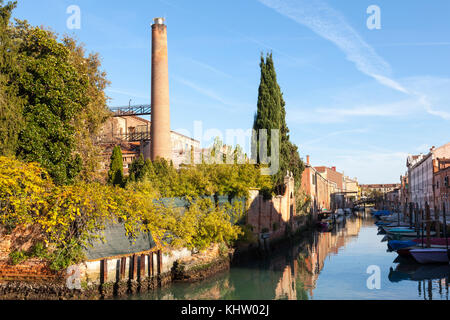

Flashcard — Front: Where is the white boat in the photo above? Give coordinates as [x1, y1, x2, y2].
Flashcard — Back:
[410, 248, 449, 264]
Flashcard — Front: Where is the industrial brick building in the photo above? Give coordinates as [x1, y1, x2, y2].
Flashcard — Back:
[97, 18, 200, 174]
[98, 115, 200, 174]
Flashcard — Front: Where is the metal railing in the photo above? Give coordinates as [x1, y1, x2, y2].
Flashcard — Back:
[110, 105, 151, 117]
[96, 131, 151, 144]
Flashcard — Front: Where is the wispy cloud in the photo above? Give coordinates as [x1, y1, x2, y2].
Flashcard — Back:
[374, 42, 450, 48]
[225, 27, 316, 69]
[256, 0, 405, 91]
[258, 0, 449, 120]
[172, 75, 252, 112]
[183, 58, 233, 79]
[289, 97, 422, 124]
[172, 75, 228, 105]
[106, 88, 149, 101]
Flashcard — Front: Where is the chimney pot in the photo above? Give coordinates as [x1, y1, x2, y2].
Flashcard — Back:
[153, 17, 165, 25]
[306, 155, 310, 165]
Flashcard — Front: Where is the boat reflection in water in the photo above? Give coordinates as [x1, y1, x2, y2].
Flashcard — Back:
[389, 257, 450, 300]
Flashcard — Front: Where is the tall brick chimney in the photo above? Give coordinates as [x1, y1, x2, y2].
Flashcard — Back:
[151, 17, 172, 161]
[306, 155, 310, 165]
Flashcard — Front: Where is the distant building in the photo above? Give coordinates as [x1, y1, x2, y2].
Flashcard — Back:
[399, 174, 409, 208]
[343, 176, 359, 197]
[314, 166, 344, 192]
[360, 184, 400, 197]
[434, 158, 450, 213]
[407, 142, 450, 211]
[301, 157, 355, 212]
[386, 188, 400, 205]
[301, 156, 332, 213]
[314, 166, 349, 209]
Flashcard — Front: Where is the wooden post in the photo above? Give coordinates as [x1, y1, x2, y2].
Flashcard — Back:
[409, 203, 413, 228]
[140, 254, 146, 280]
[120, 257, 126, 280]
[157, 250, 162, 275]
[435, 205, 441, 238]
[101, 259, 108, 284]
[131, 254, 138, 280]
[149, 253, 154, 277]
[148, 254, 153, 277]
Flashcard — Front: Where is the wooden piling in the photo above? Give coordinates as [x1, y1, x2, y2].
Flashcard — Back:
[101, 259, 108, 283]
[149, 253, 154, 277]
[157, 250, 162, 275]
[140, 254, 145, 280]
[435, 205, 441, 238]
[131, 254, 138, 280]
[120, 257, 126, 280]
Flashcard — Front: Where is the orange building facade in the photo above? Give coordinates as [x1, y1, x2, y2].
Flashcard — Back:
[301, 156, 338, 213]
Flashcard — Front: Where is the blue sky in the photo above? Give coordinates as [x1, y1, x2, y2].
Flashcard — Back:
[11, 0, 450, 184]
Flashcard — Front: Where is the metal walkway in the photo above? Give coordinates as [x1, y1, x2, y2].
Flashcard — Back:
[110, 105, 151, 117]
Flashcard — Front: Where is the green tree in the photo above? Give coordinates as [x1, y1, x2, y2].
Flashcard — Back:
[128, 154, 155, 183]
[253, 53, 304, 194]
[62, 37, 111, 183]
[253, 54, 282, 163]
[0, 1, 23, 156]
[9, 22, 88, 184]
[108, 146, 124, 187]
[1, 5, 109, 183]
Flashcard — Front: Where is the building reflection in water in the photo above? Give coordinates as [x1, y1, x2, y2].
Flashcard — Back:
[278, 217, 363, 300]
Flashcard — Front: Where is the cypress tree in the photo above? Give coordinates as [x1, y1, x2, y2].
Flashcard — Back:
[253, 53, 282, 162]
[108, 146, 124, 187]
[253, 53, 305, 194]
[129, 154, 155, 182]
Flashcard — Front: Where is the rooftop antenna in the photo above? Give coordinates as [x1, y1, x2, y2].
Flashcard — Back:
[129, 99, 132, 108]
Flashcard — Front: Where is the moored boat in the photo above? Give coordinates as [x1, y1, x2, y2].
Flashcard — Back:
[410, 248, 450, 264]
[386, 228, 436, 240]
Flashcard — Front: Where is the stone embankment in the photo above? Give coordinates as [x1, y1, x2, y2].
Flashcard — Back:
[0, 244, 231, 300]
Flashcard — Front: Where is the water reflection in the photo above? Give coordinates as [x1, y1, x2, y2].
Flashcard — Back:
[128, 214, 450, 300]
[389, 259, 450, 300]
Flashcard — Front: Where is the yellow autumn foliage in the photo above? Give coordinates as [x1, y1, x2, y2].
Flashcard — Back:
[0, 157, 245, 260]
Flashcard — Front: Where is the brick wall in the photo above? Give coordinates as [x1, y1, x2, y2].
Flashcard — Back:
[0, 260, 58, 282]
[0, 226, 56, 283]
[0, 225, 44, 261]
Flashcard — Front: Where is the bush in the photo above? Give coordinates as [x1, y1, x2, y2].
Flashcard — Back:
[125, 157, 273, 199]
[9, 250, 28, 265]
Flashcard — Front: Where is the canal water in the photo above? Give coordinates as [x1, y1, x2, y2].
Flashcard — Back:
[128, 213, 450, 300]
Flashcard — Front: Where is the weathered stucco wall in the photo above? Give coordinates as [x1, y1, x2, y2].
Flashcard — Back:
[247, 175, 297, 241]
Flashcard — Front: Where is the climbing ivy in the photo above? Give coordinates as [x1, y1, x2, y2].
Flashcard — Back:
[0, 156, 249, 269]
